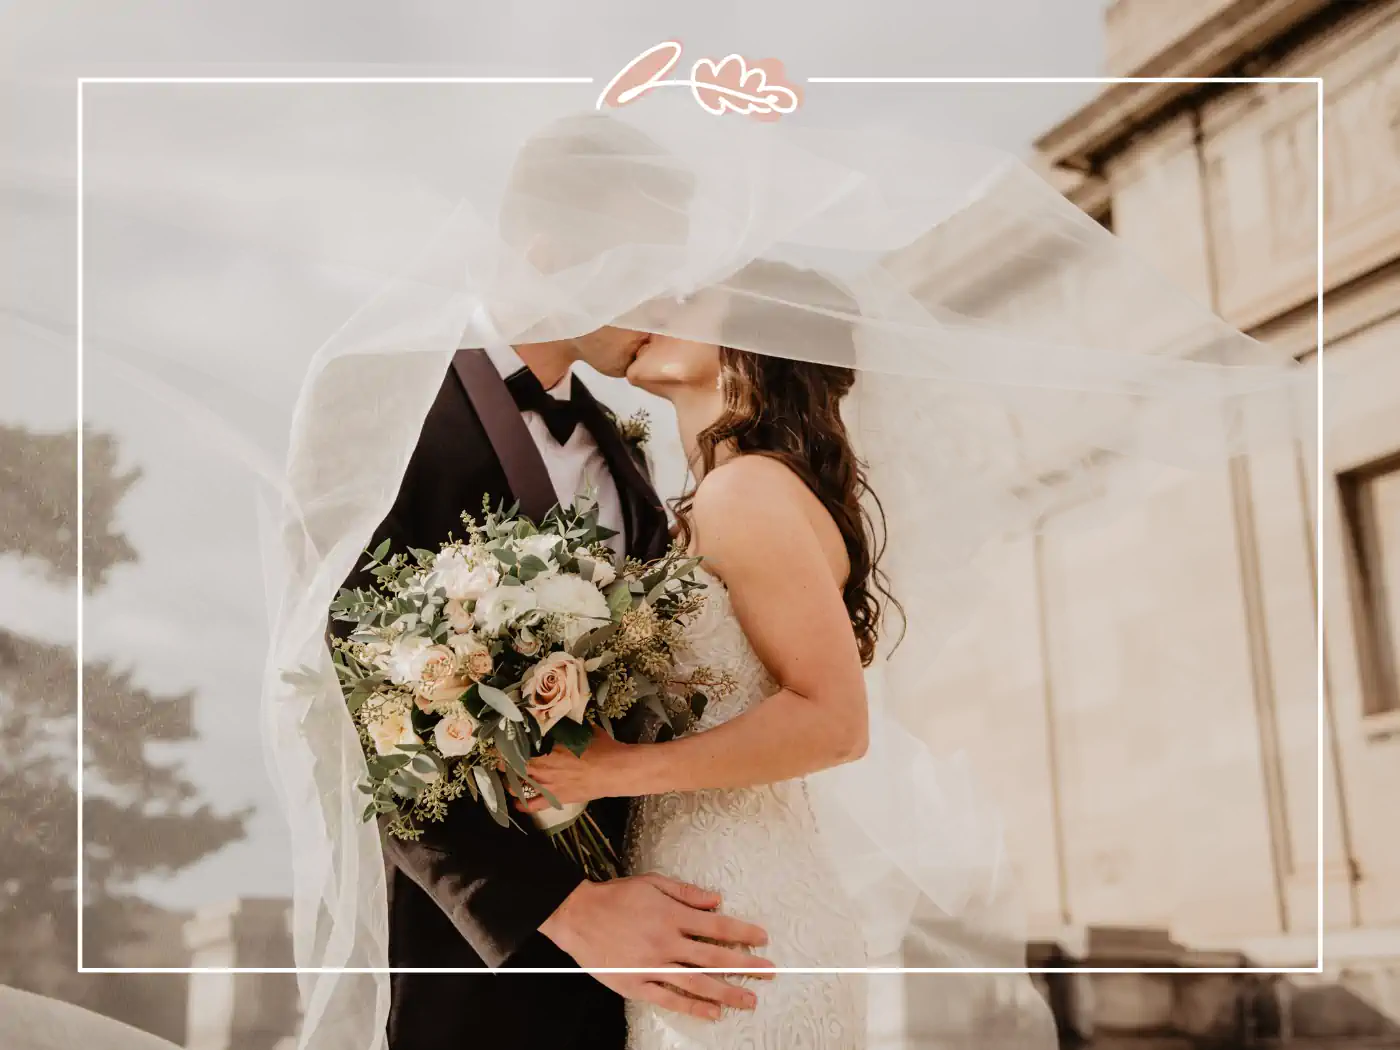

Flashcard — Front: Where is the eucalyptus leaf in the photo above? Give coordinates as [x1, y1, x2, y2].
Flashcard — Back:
[372, 537, 392, 562]
[473, 766, 510, 827]
[367, 753, 412, 778]
[410, 754, 438, 775]
[478, 683, 526, 723]
[605, 582, 632, 617]
[500, 762, 528, 809]
[387, 769, 424, 799]
[495, 724, 529, 775]
[570, 621, 620, 657]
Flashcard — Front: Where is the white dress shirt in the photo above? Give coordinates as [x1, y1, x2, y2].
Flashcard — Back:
[484, 344, 626, 555]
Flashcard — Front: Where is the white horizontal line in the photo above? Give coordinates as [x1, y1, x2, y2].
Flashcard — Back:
[79, 965, 1323, 975]
[78, 76, 593, 85]
[806, 76, 1323, 84]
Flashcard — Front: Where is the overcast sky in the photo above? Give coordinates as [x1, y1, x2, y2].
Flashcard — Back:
[0, 0, 1109, 946]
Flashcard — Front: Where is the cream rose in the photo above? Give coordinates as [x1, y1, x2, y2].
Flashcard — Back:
[513, 626, 542, 657]
[521, 651, 591, 733]
[444, 598, 474, 633]
[414, 644, 471, 710]
[445, 634, 494, 681]
[431, 549, 499, 602]
[474, 585, 539, 635]
[433, 709, 478, 757]
[368, 707, 421, 756]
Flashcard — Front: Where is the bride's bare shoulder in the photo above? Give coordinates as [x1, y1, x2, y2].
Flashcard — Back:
[691, 455, 809, 518]
[689, 456, 849, 585]
[688, 456, 824, 553]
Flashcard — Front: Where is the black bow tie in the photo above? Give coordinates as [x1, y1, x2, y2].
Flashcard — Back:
[505, 367, 582, 445]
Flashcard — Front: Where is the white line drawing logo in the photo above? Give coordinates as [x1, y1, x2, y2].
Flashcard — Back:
[597, 40, 802, 121]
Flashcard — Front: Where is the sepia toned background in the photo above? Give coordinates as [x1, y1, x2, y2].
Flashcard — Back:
[1, 0, 1398, 1047]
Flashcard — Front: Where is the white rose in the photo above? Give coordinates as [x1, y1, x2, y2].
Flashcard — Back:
[431, 549, 499, 602]
[532, 573, 610, 623]
[521, 651, 592, 733]
[384, 635, 434, 686]
[367, 708, 421, 756]
[532, 573, 611, 647]
[474, 585, 539, 636]
[518, 533, 561, 569]
[433, 709, 478, 757]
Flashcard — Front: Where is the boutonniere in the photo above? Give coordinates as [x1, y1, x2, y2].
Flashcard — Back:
[615, 409, 652, 451]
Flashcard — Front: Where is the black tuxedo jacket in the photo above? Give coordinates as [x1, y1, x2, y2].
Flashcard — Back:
[339, 349, 670, 1050]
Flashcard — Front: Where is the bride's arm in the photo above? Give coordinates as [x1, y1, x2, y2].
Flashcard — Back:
[527, 457, 869, 801]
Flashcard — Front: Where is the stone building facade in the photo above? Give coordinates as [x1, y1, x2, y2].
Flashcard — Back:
[894, 0, 1400, 1044]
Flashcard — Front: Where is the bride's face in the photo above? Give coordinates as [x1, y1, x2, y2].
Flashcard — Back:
[625, 332, 721, 397]
[625, 291, 726, 398]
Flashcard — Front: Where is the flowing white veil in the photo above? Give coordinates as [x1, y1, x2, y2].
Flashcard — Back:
[28, 84, 1313, 1048]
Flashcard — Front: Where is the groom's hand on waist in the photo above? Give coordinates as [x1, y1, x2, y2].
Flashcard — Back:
[540, 873, 774, 1021]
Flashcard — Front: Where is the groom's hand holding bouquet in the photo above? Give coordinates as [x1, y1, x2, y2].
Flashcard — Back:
[327, 494, 729, 879]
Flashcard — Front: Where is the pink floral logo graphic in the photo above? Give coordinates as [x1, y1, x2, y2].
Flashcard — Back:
[597, 40, 802, 122]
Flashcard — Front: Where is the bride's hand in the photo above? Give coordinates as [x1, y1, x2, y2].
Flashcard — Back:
[515, 730, 633, 810]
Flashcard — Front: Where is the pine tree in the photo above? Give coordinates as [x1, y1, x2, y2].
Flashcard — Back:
[0, 424, 246, 1027]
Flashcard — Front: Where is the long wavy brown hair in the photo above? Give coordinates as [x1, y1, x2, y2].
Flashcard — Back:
[672, 345, 902, 666]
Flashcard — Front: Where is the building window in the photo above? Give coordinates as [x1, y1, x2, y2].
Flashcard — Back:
[1340, 454, 1400, 716]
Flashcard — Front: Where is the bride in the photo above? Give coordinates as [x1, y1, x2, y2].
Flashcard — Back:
[520, 313, 887, 1047]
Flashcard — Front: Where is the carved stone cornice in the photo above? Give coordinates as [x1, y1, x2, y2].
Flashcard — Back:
[1036, 0, 1333, 171]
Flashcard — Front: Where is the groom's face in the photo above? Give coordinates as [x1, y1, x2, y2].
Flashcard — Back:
[570, 326, 653, 378]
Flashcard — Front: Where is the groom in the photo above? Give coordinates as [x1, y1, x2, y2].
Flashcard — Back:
[342, 114, 772, 1050]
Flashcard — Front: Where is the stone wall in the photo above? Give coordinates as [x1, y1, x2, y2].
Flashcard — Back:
[922, 0, 1400, 993]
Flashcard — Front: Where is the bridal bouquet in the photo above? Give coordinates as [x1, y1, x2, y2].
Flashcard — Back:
[325, 496, 727, 878]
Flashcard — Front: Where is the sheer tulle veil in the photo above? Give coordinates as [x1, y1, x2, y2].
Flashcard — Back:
[26, 88, 1313, 1049]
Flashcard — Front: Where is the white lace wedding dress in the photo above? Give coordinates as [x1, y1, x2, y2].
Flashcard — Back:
[625, 569, 869, 1050]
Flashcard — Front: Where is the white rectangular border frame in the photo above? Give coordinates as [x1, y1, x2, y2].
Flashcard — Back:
[73, 74, 1321, 980]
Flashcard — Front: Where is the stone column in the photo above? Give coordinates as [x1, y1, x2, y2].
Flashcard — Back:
[183, 898, 299, 1050]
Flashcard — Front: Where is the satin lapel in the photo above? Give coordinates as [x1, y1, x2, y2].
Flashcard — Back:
[450, 349, 558, 523]
[570, 377, 670, 561]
